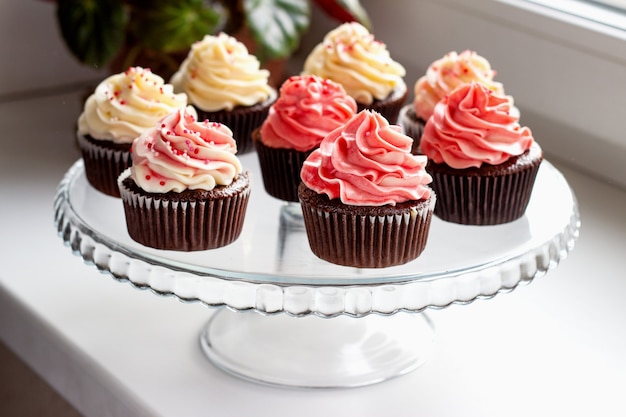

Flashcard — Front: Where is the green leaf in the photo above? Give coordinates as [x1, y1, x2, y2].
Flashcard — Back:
[130, 0, 223, 53]
[243, 0, 311, 60]
[56, 0, 128, 68]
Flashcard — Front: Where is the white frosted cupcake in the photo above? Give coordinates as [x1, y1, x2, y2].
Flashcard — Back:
[77, 66, 187, 197]
[171, 33, 277, 153]
[302, 22, 407, 124]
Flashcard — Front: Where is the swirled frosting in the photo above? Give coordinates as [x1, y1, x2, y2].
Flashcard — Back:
[130, 106, 243, 193]
[414, 50, 504, 121]
[420, 82, 534, 169]
[300, 110, 432, 206]
[260, 75, 357, 151]
[77, 67, 188, 144]
[170, 33, 273, 112]
[302, 22, 406, 105]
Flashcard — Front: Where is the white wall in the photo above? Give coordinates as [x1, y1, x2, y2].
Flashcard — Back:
[0, 1, 105, 97]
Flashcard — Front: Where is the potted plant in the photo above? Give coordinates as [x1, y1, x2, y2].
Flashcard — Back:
[52, 0, 371, 83]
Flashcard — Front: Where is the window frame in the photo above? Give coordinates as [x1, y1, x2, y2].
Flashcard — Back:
[358, 0, 626, 188]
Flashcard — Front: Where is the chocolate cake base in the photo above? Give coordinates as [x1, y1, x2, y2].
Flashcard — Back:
[427, 142, 543, 225]
[253, 129, 314, 202]
[118, 170, 251, 251]
[194, 90, 276, 154]
[357, 82, 409, 124]
[298, 183, 435, 268]
[77, 133, 132, 198]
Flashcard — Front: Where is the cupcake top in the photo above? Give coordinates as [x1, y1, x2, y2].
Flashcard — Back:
[170, 33, 274, 112]
[413, 50, 504, 121]
[78, 66, 188, 144]
[302, 22, 406, 106]
[420, 82, 534, 169]
[300, 110, 432, 206]
[259, 75, 357, 152]
[130, 106, 242, 193]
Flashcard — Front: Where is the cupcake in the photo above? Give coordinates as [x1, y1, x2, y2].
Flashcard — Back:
[118, 106, 251, 251]
[253, 75, 357, 202]
[400, 50, 505, 153]
[298, 110, 435, 268]
[77, 67, 188, 197]
[170, 33, 277, 154]
[302, 22, 408, 124]
[420, 82, 542, 225]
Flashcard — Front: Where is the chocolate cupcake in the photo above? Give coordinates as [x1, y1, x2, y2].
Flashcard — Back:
[400, 50, 505, 154]
[253, 75, 357, 202]
[118, 107, 251, 251]
[302, 22, 408, 124]
[170, 33, 276, 154]
[77, 66, 187, 197]
[299, 110, 435, 268]
[420, 82, 542, 225]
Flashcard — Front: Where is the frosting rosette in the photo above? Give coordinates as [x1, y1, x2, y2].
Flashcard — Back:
[414, 50, 504, 121]
[301, 110, 432, 206]
[260, 75, 357, 151]
[420, 82, 534, 169]
[302, 22, 406, 105]
[170, 33, 273, 112]
[78, 67, 187, 144]
[131, 106, 242, 193]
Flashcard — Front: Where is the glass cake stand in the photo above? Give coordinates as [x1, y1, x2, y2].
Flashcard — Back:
[54, 153, 580, 388]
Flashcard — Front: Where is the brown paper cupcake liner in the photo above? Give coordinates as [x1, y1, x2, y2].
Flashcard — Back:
[298, 184, 435, 268]
[118, 170, 251, 251]
[194, 91, 276, 154]
[253, 130, 314, 202]
[399, 105, 425, 154]
[77, 133, 132, 198]
[427, 145, 543, 225]
[357, 82, 408, 124]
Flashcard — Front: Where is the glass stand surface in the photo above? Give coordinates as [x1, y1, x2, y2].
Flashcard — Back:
[54, 153, 580, 388]
[200, 309, 435, 388]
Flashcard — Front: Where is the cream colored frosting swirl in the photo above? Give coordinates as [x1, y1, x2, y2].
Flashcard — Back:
[131, 106, 242, 193]
[414, 50, 504, 121]
[260, 75, 357, 151]
[420, 82, 534, 169]
[302, 22, 406, 105]
[170, 33, 273, 112]
[78, 67, 187, 144]
[300, 110, 432, 206]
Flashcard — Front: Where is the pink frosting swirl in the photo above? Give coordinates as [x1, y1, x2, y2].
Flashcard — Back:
[131, 106, 242, 193]
[260, 75, 357, 152]
[414, 50, 504, 121]
[300, 110, 432, 206]
[420, 82, 534, 169]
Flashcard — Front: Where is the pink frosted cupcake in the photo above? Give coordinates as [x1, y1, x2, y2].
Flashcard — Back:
[400, 50, 505, 153]
[253, 75, 357, 202]
[302, 23, 407, 124]
[118, 106, 251, 251]
[420, 82, 542, 225]
[298, 110, 435, 268]
[77, 67, 188, 197]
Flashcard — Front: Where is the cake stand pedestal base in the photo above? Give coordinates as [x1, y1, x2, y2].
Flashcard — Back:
[200, 309, 435, 388]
